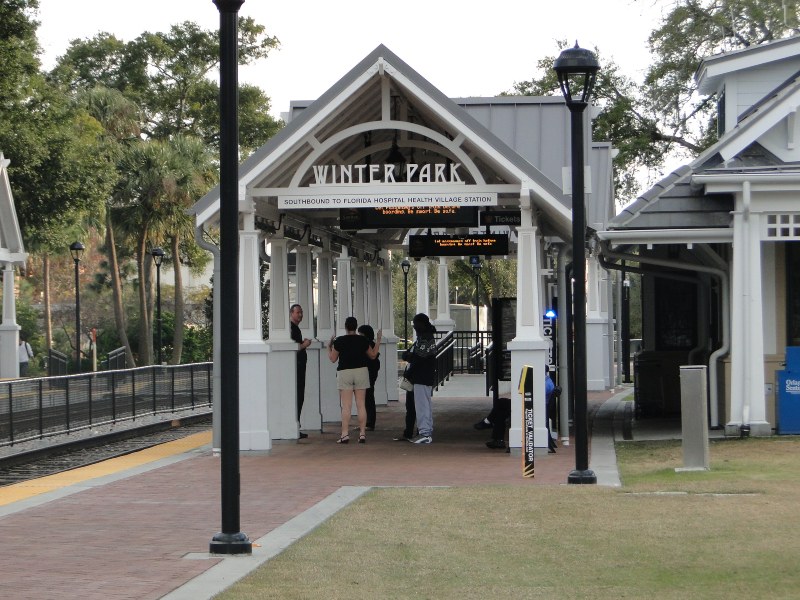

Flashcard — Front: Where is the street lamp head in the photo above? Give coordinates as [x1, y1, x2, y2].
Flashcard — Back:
[553, 42, 600, 108]
[401, 258, 411, 275]
[151, 246, 165, 267]
[69, 241, 85, 262]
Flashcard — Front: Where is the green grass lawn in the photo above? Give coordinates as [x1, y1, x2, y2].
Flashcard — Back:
[215, 437, 800, 600]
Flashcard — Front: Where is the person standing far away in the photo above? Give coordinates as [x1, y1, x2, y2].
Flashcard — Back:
[328, 317, 382, 444]
[358, 324, 380, 431]
[290, 304, 312, 439]
[402, 313, 437, 444]
[18, 336, 33, 377]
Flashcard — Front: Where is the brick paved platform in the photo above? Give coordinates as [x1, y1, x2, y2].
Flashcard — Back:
[0, 381, 618, 600]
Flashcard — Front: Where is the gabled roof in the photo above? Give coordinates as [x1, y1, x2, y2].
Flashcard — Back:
[696, 35, 800, 94]
[0, 153, 27, 265]
[190, 45, 575, 247]
[610, 45, 800, 233]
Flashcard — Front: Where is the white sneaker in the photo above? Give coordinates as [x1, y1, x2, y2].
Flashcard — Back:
[411, 434, 432, 444]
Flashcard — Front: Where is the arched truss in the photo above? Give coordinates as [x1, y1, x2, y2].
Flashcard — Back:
[288, 120, 486, 189]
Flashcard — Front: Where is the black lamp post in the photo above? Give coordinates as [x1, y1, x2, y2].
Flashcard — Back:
[151, 247, 165, 365]
[210, 0, 251, 555]
[401, 258, 411, 347]
[69, 241, 84, 373]
[554, 42, 600, 485]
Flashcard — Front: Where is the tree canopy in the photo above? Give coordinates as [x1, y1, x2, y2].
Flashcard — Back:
[512, 0, 800, 205]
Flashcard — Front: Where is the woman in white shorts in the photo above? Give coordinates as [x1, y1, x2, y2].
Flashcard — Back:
[328, 316, 382, 444]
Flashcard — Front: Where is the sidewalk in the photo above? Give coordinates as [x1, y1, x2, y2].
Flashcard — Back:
[0, 377, 626, 600]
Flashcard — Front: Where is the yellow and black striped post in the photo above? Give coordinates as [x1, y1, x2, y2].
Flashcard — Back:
[519, 365, 535, 477]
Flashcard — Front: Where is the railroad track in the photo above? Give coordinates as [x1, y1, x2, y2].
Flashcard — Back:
[0, 413, 211, 486]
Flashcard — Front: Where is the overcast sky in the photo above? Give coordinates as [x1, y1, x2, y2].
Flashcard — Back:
[36, 0, 674, 121]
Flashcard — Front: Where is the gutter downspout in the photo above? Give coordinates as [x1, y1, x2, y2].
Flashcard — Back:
[195, 225, 222, 453]
[599, 242, 730, 428]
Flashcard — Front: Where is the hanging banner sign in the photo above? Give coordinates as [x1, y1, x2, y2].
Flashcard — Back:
[339, 206, 478, 229]
[278, 192, 497, 210]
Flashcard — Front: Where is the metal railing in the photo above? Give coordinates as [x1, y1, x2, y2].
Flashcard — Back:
[434, 331, 456, 391]
[47, 349, 68, 377]
[0, 363, 212, 447]
[434, 330, 491, 374]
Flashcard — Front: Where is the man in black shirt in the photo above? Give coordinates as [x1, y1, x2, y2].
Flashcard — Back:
[290, 304, 312, 439]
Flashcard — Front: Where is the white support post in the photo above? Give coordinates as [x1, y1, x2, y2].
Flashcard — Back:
[353, 260, 367, 325]
[434, 257, 455, 331]
[296, 243, 321, 432]
[317, 246, 340, 423]
[336, 250, 353, 334]
[507, 197, 549, 454]
[415, 259, 429, 320]
[264, 235, 299, 440]
[238, 212, 270, 451]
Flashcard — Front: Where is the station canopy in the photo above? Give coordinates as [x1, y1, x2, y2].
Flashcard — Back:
[190, 45, 574, 257]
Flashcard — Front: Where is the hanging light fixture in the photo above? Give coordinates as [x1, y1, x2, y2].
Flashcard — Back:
[387, 131, 406, 182]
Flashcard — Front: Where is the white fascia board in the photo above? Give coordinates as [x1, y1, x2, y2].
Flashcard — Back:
[693, 171, 800, 194]
[0, 249, 28, 264]
[384, 64, 563, 207]
[193, 62, 383, 227]
[241, 62, 382, 192]
[597, 228, 733, 246]
[697, 37, 800, 93]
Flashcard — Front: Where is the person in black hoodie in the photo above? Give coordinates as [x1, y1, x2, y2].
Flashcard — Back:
[402, 313, 437, 444]
[358, 324, 380, 431]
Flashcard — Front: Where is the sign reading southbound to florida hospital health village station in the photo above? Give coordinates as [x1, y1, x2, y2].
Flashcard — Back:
[277, 161, 498, 210]
[278, 190, 497, 209]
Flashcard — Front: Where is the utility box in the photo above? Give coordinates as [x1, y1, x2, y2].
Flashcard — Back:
[677, 365, 709, 471]
[777, 347, 800, 435]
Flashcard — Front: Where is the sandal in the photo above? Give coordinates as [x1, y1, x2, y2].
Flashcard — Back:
[336, 435, 350, 444]
[358, 434, 366, 444]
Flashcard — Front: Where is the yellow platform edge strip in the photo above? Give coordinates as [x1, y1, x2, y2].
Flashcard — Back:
[0, 430, 211, 507]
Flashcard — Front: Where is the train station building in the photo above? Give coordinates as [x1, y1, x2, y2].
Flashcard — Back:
[190, 44, 616, 454]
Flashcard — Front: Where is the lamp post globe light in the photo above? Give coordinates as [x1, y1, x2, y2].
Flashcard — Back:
[69, 241, 85, 374]
[554, 42, 600, 485]
[150, 247, 165, 365]
[401, 258, 411, 348]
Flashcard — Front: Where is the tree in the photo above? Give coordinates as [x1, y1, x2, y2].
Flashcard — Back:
[50, 19, 282, 154]
[512, 2, 800, 205]
[50, 19, 283, 363]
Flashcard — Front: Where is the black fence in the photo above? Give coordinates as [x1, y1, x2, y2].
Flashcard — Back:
[0, 363, 212, 446]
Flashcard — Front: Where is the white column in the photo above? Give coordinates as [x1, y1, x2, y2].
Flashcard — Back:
[317, 247, 340, 423]
[238, 213, 270, 451]
[264, 235, 299, 440]
[415, 259, 430, 319]
[507, 197, 549, 454]
[0, 262, 21, 379]
[586, 253, 610, 390]
[434, 257, 455, 331]
[378, 253, 398, 402]
[296, 243, 321, 432]
[268, 237, 291, 341]
[353, 260, 367, 325]
[728, 184, 769, 435]
[366, 263, 380, 328]
[336, 249, 353, 334]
